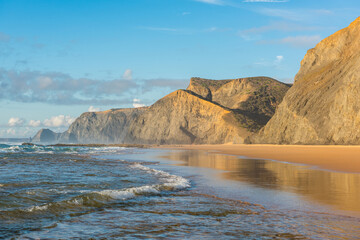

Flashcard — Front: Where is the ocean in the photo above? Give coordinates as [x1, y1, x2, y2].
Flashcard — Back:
[0, 144, 359, 239]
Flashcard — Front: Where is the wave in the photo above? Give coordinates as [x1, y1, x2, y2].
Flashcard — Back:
[131, 163, 191, 190]
[0, 144, 128, 155]
[0, 143, 11, 148]
[97, 165, 191, 200]
[23, 163, 190, 213]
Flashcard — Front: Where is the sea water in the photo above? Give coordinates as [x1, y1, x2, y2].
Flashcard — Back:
[0, 144, 359, 239]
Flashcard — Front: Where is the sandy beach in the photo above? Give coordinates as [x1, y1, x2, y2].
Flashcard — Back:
[158, 144, 360, 173]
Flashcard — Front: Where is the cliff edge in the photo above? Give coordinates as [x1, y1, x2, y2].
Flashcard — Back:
[53, 76, 290, 144]
[250, 17, 360, 144]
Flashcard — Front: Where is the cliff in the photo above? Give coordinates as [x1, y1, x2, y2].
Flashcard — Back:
[54, 76, 290, 144]
[32, 129, 60, 143]
[60, 108, 147, 144]
[126, 90, 252, 144]
[250, 17, 360, 144]
[187, 77, 291, 120]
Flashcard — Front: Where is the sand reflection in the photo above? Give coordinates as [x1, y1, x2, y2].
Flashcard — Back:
[161, 150, 360, 213]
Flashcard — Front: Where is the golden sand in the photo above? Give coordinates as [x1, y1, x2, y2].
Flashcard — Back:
[158, 144, 360, 173]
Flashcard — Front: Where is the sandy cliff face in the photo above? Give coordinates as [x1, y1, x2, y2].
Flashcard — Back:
[251, 17, 360, 144]
[55, 77, 290, 144]
[187, 77, 290, 119]
[126, 90, 251, 144]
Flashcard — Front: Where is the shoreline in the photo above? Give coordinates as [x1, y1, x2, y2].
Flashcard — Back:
[21, 142, 360, 174]
[21, 143, 150, 148]
[156, 144, 360, 174]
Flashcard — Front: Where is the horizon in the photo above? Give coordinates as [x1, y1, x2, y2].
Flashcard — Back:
[1, 0, 360, 137]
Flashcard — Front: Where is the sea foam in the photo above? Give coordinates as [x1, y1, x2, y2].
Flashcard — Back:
[25, 163, 190, 212]
[97, 163, 190, 200]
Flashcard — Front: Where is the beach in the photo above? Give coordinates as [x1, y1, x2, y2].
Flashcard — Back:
[158, 144, 360, 173]
[1, 144, 360, 238]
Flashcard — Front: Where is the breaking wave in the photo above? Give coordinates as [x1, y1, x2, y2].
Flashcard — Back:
[23, 163, 190, 214]
[0, 144, 128, 155]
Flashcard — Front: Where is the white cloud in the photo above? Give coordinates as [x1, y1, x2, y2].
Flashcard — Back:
[28, 120, 41, 127]
[88, 106, 100, 112]
[0, 68, 187, 105]
[6, 128, 16, 136]
[23, 127, 35, 136]
[122, 69, 133, 81]
[257, 8, 303, 21]
[207, 27, 218, 32]
[280, 35, 321, 47]
[253, 55, 284, 68]
[37, 76, 53, 89]
[133, 99, 146, 108]
[275, 55, 283, 63]
[204, 27, 231, 33]
[0, 127, 39, 138]
[257, 8, 333, 22]
[243, 0, 288, 2]
[259, 35, 321, 48]
[1, 115, 76, 137]
[240, 21, 317, 41]
[43, 115, 76, 127]
[239, 33, 262, 42]
[8, 117, 25, 127]
[194, 0, 225, 5]
[240, 21, 319, 36]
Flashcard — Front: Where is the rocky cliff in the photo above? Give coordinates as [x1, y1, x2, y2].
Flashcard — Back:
[53, 76, 290, 144]
[250, 17, 360, 144]
[126, 90, 251, 144]
[188, 77, 291, 120]
[60, 108, 147, 144]
[32, 129, 60, 143]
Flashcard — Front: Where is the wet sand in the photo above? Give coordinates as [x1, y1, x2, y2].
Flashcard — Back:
[158, 144, 360, 173]
[155, 149, 360, 216]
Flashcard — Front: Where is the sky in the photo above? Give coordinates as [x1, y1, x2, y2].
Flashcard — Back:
[0, 0, 359, 138]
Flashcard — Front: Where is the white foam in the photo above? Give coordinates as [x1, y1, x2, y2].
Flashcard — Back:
[71, 198, 84, 205]
[98, 164, 190, 200]
[98, 185, 160, 200]
[0, 144, 130, 155]
[22, 162, 190, 212]
[27, 204, 49, 212]
[84, 147, 127, 155]
[131, 163, 191, 190]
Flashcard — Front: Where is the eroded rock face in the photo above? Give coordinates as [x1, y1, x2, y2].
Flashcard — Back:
[250, 17, 360, 145]
[187, 77, 290, 119]
[55, 76, 290, 144]
[126, 90, 251, 144]
[59, 108, 146, 144]
[32, 129, 60, 143]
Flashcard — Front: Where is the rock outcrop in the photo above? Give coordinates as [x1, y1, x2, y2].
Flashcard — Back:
[32, 129, 60, 143]
[188, 77, 291, 120]
[60, 108, 146, 144]
[54, 76, 290, 144]
[250, 17, 360, 145]
[126, 90, 251, 144]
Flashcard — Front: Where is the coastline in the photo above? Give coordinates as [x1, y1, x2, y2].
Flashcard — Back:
[156, 144, 360, 174]
[22, 142, 360, 174]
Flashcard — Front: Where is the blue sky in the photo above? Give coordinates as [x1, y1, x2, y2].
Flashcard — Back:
[0, 0, 359, 137]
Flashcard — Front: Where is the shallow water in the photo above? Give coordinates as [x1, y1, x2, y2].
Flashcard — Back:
[160, 150, 360, 215]
[0, 145, 360, 239]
